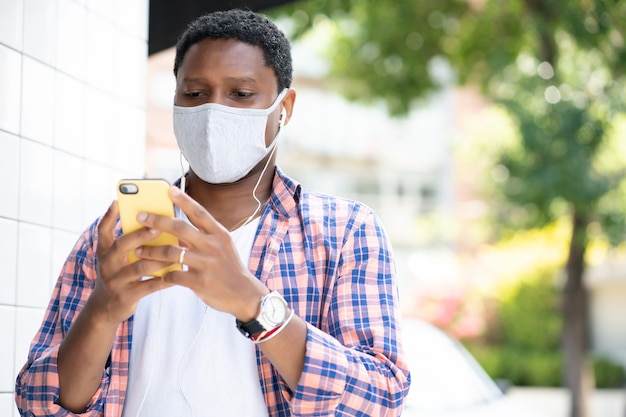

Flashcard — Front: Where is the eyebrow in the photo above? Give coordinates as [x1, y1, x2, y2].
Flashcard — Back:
[180, 76, 258, 84]
[225, 76, 257, 83]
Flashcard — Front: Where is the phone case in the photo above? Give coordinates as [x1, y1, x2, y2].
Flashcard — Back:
[117, 178, 181, 277]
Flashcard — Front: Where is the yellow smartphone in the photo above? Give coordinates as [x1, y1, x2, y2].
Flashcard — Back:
[117, 178, 181, 277]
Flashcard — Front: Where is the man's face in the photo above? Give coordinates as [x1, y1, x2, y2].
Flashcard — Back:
[174, 38, 285, 147]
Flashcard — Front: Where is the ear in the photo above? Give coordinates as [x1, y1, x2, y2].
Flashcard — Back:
[280, 88, 297, 126]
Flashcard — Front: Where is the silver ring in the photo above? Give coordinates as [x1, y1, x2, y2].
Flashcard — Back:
[179, 248, 186, 264]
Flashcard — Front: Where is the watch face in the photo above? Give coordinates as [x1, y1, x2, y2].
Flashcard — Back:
[263, 294, 288, 326]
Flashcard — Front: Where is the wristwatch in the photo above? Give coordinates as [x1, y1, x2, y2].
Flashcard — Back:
[236, 291, 290, 339]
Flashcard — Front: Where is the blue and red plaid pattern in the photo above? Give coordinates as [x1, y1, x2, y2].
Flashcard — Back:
[16, 167, 410, 416]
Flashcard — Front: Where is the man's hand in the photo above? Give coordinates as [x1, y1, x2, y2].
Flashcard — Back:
[88, 200, 174, 324]
[132, 189, 307, 391]
[59, 200, 174, 412]
[133, 186, 268, 322]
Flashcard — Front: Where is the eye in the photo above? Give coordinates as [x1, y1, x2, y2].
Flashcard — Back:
[231, 91, 254, 99]
[185, 91, 203, 98]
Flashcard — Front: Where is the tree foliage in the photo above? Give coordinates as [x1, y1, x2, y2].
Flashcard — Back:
[269, 0, 626, 248]
[269, 1, 626, 416]
[272, 1, 626, 112]
[271, 0, 470, 114]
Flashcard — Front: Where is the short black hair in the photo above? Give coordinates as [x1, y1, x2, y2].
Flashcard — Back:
[174, 9, 293, 91]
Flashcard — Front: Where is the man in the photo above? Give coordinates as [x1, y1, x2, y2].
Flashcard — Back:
[16, 9, 410, 416]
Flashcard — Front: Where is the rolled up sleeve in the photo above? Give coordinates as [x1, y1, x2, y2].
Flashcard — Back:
[15, 220, 109, 417]
[287, 210, 411, 416]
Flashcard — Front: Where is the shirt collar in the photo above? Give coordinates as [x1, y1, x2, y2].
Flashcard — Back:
[268, 165, 301, 220]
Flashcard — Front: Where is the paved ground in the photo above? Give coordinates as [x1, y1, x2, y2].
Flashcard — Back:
[505, 388, 626, 417]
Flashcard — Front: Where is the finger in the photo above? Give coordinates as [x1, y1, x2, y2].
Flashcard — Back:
[162, 269, 201, 290]
[97, 201, 119, 258]
[168, 186, 226, 235]
[112, 226, 161, 262]
[136, 212, 201, 247]
[132, 275, 174, 298]
[135, 244, 186, 265]
[120, 257, 178, 280]
[137, 211, 222, 252]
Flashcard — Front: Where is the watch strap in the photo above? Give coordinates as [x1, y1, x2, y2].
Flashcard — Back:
[251, 309, 295, 344]
[236, 291, 288, 339]
[236, 316, 266, 338]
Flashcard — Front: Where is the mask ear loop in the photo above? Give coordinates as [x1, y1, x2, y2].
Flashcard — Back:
[179, 151, 188, 193]
[238, 108, 284, 230]
[240, 140, 278, 229]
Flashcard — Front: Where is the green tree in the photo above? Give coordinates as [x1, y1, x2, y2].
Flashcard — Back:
[269, 2, 626, 417]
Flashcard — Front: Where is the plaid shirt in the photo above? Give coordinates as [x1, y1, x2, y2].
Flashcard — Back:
[15, 167, 411, 416]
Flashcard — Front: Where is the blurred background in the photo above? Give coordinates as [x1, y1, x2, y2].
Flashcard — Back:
[1, 0, 625, 416]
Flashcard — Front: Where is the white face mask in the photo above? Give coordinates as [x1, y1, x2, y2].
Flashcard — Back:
[173, 89, 288, 184]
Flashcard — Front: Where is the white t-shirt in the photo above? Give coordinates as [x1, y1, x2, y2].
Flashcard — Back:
[121, 213, 267, 417]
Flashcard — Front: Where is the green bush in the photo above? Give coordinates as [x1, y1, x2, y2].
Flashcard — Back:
[466, 345, 562, 387]
[523, 350, 562, 386]
[498, 270, 562, 351]
[465, 269, 625, 388]
[466, 345, 625, 388]
[594, 356, 625, 388]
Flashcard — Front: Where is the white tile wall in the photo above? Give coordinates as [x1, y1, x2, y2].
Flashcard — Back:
[0, 219, 18, 306]
[53, 151, 84, 232]
[54, 71, 85, 155]
[21, 57, 56, 146]
[19, 140, 54, 226]
[0, 45, 22, 135]
[85, 12, 114, 92]
[113, 101, 147, 172]
[22, 0, 58, 66]
[87, 0, 115, 21]
[0, 131, 20, 219]
[82, 162, 119, 226]
[16, 222, 53, 309]
[84, 86, 114, 163]
[0, 393, 16, 417]
[0, 306, 16, 391]
[114, 0, 149, 41]
[56, 0, 87, 80]
[0, 0, 23, 51]
[113, 31, 148, 107]
[2, 1, 149, 412]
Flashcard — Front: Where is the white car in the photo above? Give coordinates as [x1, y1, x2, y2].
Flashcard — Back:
[400, 318, 549, 417]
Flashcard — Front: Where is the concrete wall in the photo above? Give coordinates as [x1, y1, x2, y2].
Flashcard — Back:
[0, 0, 149, 414]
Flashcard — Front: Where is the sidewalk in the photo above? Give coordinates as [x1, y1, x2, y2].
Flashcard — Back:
[505, 387, 626, 417]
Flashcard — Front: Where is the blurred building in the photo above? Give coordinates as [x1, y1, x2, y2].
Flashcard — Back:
[587, 257, 626, 368]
